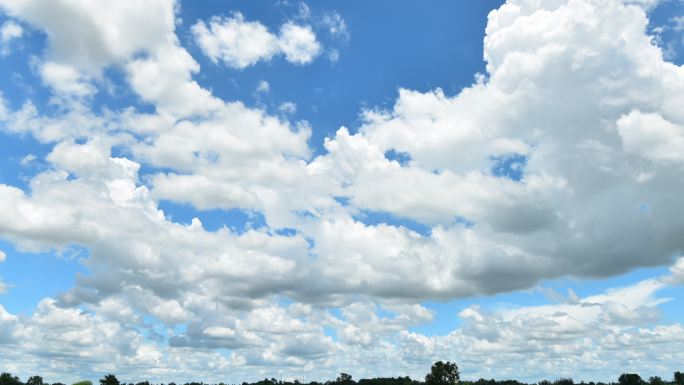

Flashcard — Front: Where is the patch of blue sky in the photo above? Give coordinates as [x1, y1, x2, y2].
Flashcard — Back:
[353, 209, 431, 236]
[0, 131, 53, 190]
[328, 307, 343, 318]
[453, 216, 475, 229]
[0, 20, 51, 111]
[490, 154, 527, 181]
[384, 149, 411, 167]
[275, 228, 298, 237]
[323, 326, 337, 340]
[0, 240, 90, 315]
[647, 0, 684, 65]
[175, 0, 504, 155]
[157, 200, 267, 233]
[333, 196, 351, 207]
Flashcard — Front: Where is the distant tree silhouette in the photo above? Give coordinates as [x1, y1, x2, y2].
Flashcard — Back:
[675, 372, 684, 385]
[0, 373, 23, 385]
[426, 361, 460, 385]
[336, 374, 354, 385]
[100, 375, 119, 385]
[553, 379, 573, 385]
[358, 376, 418, 385]
[1, 367, 681, 385]
[618, 374, 644, 385]
[26, 377, 44, 385]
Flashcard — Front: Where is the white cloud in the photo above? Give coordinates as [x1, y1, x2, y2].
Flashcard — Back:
[0, 0, 220, 118]
[40, 61, 96, 97]
[0, 250, 5, 262]
[192, 13, 321, 68]
[256, 80, 270, 93]
[0, 20, 22, 55]
[617, 110, 684, 164]
[0, 0, 176, 73]
[278, 101, 297, 115]
[673, 15, 684, 31]
[278, 22, 321, 65]
[3, 0, 683, 305]
[192, 13, 280, 69]
[19, 154, 36, 167]
[668, 256, 684, 284]
[1, 277, 682, 383]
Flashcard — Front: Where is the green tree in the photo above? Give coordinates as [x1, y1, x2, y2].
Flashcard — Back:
[336, 374, 353, 385]
[648, 377, 663, 385]
[26, 377, 44, 385]
[675, 372, 684, 385]
[99, 375, 119, 385]
[425, 361, 460, 385]
[553, 379, 574, 385]
[618, 374, 644, 385]
[0, 373, 23, 385]
[72, 381, 93, 385]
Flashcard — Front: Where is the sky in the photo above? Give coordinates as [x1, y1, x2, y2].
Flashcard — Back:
[1, 0, 684, 383]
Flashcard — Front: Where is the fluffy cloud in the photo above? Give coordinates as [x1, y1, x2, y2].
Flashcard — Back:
[191, 13, 279, 69]
[0, 0, 176, 73]
[3, 0, 684, 309]
[40, 61, 96, 96]
[396, 279, 684, 382]
[278, 22, 321, 64]
[0, 19, 22, 55]
[617, 110, 684, 164]
[192, 13, 321, 68]
[0, 277, 682, 383]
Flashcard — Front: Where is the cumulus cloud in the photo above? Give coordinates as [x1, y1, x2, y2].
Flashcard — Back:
[40, 61, 96, 96]
[191, 13, 280, 69]
[617, 110, 684, 164]
[0, 0, 176, 73]
[397, 279, 684, 381]
[278, 22, 321, 64]
[192, 13, 321, 68]
[0, 20, 22, 55]
[0, 277, 682, 383]
[2, 0, 683, 307]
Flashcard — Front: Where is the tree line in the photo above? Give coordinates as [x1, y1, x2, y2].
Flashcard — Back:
[1, 362, 683, 385]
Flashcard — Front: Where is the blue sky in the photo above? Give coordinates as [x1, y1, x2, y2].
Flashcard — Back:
[1, 0, 684, 383]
